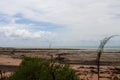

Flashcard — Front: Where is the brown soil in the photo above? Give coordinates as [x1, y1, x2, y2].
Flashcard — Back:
[0, 48, 120, 80]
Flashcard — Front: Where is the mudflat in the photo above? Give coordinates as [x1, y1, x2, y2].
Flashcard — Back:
[0, 48, 120, 80]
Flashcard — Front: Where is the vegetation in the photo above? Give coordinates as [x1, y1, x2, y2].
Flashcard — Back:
[8, 57, 80, 80]
[111, 77, 120, 80]
[96, 35, 120, 80]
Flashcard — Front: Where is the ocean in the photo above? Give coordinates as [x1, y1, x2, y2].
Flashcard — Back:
[12, 46, 120, 50]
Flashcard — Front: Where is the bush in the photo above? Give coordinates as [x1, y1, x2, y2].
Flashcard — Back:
[111, 77, 120, 80]
[8, 57, 80, 80]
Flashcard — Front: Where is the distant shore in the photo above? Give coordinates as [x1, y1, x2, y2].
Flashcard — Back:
[1, 45, 120, 49]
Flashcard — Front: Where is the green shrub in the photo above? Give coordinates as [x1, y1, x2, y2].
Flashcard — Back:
[111, 77, 120, 80]
[8, 57, 80, 80]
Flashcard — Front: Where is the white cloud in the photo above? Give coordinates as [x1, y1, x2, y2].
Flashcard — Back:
[0, 0, 120, 46]
[0, 24, 55, 40]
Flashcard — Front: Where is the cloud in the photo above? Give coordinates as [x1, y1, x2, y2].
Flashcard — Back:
[0, 24, 55, 40]
[0, 0, 120, 46]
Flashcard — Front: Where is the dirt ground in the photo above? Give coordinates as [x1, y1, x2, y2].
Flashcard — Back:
[0, 48, 120, 80]
[0, 55, 21, 77]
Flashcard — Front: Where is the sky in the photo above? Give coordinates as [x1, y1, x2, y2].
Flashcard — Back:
[0, 0, 120, 47]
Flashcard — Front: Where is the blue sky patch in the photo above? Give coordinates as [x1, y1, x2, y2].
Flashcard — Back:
[0, 13, 10, 24]
[111, 14, 120, 19]
[14, 13, 63, 31]
[0, 13, 64, 32]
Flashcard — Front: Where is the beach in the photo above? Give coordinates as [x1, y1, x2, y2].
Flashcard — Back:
[0, 47, 120, 80]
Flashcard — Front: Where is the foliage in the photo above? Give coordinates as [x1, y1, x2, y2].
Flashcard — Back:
[111, 77, 120, 80]
[96, 35, 120, 80]
[8, 57, 80, 80]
